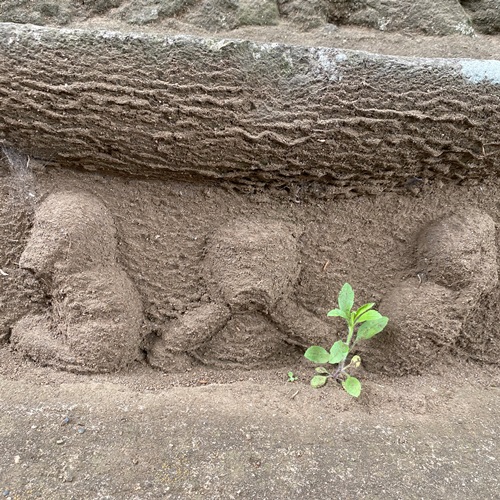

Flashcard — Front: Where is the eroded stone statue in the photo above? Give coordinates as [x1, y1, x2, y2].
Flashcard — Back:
[11, 191, 143, 373]
[147, 218, 330, 370]
[361, 209, 498, 374]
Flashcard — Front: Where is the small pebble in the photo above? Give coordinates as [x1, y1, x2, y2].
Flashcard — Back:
[61, 417, 70, 425]
[13, 456, 20, 464]
[3, 490, 10, 497]
[63, 472, 74, 483]
[56, 439, 65, 445]
[77, 427, 86, 434]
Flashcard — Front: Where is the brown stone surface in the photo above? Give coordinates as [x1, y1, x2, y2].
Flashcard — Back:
[1, 23, 500, 193]
[1, 2, 500, 497]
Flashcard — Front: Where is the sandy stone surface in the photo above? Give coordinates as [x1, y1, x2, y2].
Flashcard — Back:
[1, 1, 500, 498]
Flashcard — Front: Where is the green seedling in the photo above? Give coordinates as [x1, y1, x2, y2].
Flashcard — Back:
[287, 371, 298, 382]
[304, 283, 388, 397]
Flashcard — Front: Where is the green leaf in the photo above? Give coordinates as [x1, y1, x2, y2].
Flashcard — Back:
[355, 310, 382, 324]
[342, 376, 361, 397]
[338, 283, 354, 315]
[354, 302, 375, 321]
[304, 346, 330, 364]
[356, 316, 389, 341]
[311, 375, 328, 388]
[327, 308, 348, 319]
[329, 340, 349, 364]
[315, 366, 330, 374]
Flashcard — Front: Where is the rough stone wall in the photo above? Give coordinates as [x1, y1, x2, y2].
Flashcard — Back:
[0, 0, 493, 34]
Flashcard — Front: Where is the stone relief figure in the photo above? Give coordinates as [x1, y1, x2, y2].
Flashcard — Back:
[361, 209, 498, 374]
[8, 192, 499, 376]
[11, 191, 143, 373]
[147, 218, 331, 370]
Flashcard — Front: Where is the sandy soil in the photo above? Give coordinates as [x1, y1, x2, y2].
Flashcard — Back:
[1, 349, 500, 499]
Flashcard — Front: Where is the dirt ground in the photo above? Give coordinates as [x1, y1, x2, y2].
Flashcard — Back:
[1, 1, 500, 498]
[0, 353, 499, 499]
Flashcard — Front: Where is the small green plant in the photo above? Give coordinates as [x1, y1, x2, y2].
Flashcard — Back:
[287, 371, 298, 382]
[305, 283, 388, 398]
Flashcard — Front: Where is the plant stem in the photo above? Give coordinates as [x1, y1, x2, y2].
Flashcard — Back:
[346, 322, 354, 346]
[336, 321, 355, 379]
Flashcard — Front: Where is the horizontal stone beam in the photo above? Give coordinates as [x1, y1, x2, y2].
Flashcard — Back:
[1, 22, 500, 189]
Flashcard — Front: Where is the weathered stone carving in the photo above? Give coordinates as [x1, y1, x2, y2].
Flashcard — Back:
[147, 218, 330, 369]
[11, 191, 144, 373]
